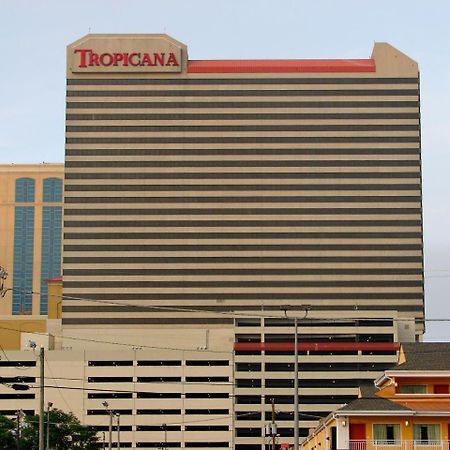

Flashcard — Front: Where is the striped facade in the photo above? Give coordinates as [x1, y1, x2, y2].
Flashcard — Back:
[62, 35, 423, 449]
[64, 36, 423, 330]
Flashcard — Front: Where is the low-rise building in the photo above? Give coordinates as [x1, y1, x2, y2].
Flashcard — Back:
[302, 343, 450, 450]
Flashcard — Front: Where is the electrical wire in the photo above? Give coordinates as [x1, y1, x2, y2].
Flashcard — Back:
[6, 286, 448, 323]
[44, 353, 74, 413]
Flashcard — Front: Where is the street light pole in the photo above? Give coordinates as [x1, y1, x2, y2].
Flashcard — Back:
[46, 402, 53, 450]
[294, 316, 299, 450]
[116, 413, 120, 450]
[16, 409, 22, 450]
[102, 402, 113, 450]
[39, 346, 45, 450]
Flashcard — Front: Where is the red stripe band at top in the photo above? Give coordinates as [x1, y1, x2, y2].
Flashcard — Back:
[234, 342, 400, 352]
[187, 59, 376, 74]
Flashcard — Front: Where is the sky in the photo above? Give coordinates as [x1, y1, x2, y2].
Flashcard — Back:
[1, 0, 449, 340]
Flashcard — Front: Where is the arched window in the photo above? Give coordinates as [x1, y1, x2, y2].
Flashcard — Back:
[43, 177, 63, 202]
[15, 178, 35, 203]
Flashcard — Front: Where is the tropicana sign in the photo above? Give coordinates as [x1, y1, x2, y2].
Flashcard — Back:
[68, 34, 185, 74]
[74, 49, 180, 68]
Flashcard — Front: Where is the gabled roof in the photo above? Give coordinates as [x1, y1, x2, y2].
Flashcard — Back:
[396, 343, 450, 371]
[338, 397, 412, 413]
[337, 383, 412, 413]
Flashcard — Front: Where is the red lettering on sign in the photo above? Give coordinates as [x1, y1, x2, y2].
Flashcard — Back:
[73, 48, 180, 69]
[99, 53, 113, 66]
[74, 49, 89, 68]
[113, 53, 124, 66]
[153, 53, 165, 66]
[129, 53, 140, 66]
[166, 52, 179, 66]
[89, 51, 99, 66]
[141, 53, 154, 66]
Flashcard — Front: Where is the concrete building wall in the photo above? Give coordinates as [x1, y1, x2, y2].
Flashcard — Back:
[63, 35, 423, 335]
[58, 34, 423, 449]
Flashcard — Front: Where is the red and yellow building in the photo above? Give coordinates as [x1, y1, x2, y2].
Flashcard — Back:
[302, 343, 450, 450]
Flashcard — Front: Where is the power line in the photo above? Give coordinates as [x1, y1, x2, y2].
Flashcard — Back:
[6, 286, 445, 323]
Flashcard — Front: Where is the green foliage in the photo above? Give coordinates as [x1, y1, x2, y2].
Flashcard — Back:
[19, 408, 98, 450]
[0, 414, 16, 450]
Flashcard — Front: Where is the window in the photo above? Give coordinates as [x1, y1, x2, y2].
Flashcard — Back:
[137, 360, 181, 366]
[13, 203, 35, 314]
[15, 178, 35, 203]
[186, 360, 229, 366]
[40, 206, 62, 314]
[88, 360, 133, 366]
[43, 178, 62, 203]
[433, 384, 449, 394]
[373, 424, 400, 443]
[413, 424, 440, 443]
[398, 384, 427, 394]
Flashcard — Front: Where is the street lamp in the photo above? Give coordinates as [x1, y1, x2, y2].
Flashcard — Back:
[282, 305, 310, 450]
[102, 402, 113, 450]
[116, 413, 120, 450]
[46, 402, 53, 450]
[162, 423, 168, 450]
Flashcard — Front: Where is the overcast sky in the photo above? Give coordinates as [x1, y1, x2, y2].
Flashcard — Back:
[1, 0, 449, 340]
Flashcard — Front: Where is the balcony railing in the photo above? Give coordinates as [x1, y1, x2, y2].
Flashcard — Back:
[348, 440, 450, 450]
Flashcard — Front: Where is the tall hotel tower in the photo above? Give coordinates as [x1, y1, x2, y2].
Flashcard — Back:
[63, 35, 423, 449]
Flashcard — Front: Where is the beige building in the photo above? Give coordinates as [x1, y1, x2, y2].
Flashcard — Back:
[61, 34, 423, 449]
[0, 34, 424, 450]
[0, 164, 63, 316]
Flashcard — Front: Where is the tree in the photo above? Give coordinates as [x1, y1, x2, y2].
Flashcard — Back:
[20, 408, 98, 450]
[0, 415, 16, 450]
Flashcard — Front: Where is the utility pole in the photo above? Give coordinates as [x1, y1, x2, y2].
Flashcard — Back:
[39, 346, 45, 450]
[16, 409, 21, 450]
[108, 410, 113, 450]
[102, 402, 113, 450]
[294, 316, 299, 450]
[116, 413, 120, 450]
[271, 398, 277, 450]
[46, 402, 53, 450]
[162, 423, 167, 450]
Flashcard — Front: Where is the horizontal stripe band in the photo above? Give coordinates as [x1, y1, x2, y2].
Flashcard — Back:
[65, 148, 420, 157]
[63, 220, 422, 227]
[66, 137, 420, 144]
[61, 304, 423, 313]
[63, 268, 422, 276]
[61, 292, 422, 301]
[66, 112, 419, 121]
[64, 172, 419, 180]
[66, 100, 419, 109]
[64, 184, 421, 192]
[63, 243, 422, 251]
[64, 160, 420, 168]
[63, 280, 423, 288]
[66, 77, 419, 86]
[64, 196, 421, 204]
[63, 256, 422, 264]
[63, 232, 422, 239]
[63, 208, 422, 216]
[67, 89, 419, 97]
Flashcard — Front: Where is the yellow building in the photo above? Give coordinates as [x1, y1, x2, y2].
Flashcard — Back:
[0, 276, 62, 350]
[302, 343, 450, 450]
[0, 163, 63, 315]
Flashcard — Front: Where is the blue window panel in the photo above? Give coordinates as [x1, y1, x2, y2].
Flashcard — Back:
[40, 206, 62, 314]
[15, 178, 35, 203]
[12, 206, 35, 314]
[43, 178, 63, 203]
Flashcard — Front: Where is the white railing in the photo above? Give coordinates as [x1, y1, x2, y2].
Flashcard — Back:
[348, 440, 449, 450]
